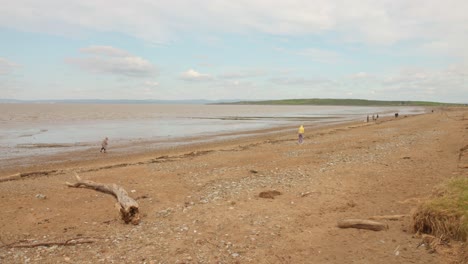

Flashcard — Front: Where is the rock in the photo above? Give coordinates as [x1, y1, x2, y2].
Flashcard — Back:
[259, 190, 282, 199]
[157, 208, 173, 217]
[35, 194, 47, 199]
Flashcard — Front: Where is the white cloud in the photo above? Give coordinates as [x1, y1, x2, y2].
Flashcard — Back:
[2, 1, 468, 56]
[67, 46, 156, 77]
[347, 65, 468, 102]
[80, 45, 131, 57]
[180, 69, 213, 81]
[264, 64, 467, 103]
[2, 1, 468, 102]
[350, 72, 370, 79]
[218, 69, 264, 79]
[144, 81, 159, 87]
[0, 58, 20, 75]
[270, 77, 333, 86]
[293, 48, 342, 63]
[274, 47, 342, 63]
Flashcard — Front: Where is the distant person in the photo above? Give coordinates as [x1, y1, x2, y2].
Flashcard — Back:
[298, 125, 305, 144]
[100, 137, 109, 153]
[395, 113, 399, 118]
[376, 114, 379, 119]
[372, 114, 375, 121]
[366, 115, 369, 122]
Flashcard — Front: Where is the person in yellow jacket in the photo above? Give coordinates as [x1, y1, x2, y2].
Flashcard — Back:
[298, 125, 304, 144]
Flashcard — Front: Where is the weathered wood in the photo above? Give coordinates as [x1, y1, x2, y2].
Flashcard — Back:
[6, 238, 95, 248]
[66, 173, 140, 225]
[369, 215, 408, 221]
[0, 170, 61, 183]
[0, 173, 21, 183]
[337, 219, 388, 231]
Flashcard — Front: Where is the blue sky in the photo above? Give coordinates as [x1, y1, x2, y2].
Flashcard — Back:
[0, 1, 467, 103]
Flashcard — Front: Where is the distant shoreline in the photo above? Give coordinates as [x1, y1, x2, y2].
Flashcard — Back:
[0, 98, 465, 106]
[215, 98, 465, 107]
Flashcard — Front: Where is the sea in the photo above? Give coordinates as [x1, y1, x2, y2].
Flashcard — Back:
[0, 104, 426, 164]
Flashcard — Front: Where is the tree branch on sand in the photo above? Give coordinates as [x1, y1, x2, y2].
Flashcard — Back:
[337, 219, 388, 231]
[3, 237, 96, 248]
[0, 170, 61, 182]
[369, 215, 408, 221]
[66, 173, 140, 225]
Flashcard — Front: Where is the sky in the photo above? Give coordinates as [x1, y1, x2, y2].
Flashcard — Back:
[0, 0, 467, 103]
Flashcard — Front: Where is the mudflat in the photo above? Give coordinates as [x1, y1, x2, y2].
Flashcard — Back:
[0, 108, 467, 263]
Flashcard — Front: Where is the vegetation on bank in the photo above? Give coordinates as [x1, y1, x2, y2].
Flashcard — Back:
[412, 177, 468, 241]
[222, 98, 462, 106]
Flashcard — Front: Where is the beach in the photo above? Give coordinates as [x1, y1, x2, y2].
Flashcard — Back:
[0, 107, 467, 263]
[0, 103, 424, 171]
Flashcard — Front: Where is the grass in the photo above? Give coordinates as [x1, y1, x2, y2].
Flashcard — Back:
[412, 177, 468, 241]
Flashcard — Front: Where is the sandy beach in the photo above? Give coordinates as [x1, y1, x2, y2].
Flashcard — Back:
[0, 107, 467, 263]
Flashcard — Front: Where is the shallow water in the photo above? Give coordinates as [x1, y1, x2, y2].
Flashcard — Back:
[0, 104, 425, 162]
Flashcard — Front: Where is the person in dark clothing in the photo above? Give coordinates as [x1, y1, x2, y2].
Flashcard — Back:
[100, 137, 108, 153]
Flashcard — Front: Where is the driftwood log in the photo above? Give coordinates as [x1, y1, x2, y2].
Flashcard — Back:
[5, 238, 96, 248]
[0, 170, 61, 183]
[369, 215, 408, 221]
[337, 219, 388, 231]
[66, 173, 140, 225]
[0, 173, 21, 182]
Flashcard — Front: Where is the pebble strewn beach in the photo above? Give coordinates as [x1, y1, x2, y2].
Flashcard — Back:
[0, 107, 466, 263]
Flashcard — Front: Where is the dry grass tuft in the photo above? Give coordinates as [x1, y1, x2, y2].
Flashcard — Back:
[412, 177, 468, 242]
[457, 244, 468, 264]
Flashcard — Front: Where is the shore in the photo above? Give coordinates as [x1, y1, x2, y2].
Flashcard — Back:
[0, 107, 467, 263]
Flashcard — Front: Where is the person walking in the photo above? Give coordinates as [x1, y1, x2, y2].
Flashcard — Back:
[298, 125, 305, 144]
[100, 137, 109, 153]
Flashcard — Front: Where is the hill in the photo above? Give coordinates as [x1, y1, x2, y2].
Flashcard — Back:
[223, 98, 461, 106]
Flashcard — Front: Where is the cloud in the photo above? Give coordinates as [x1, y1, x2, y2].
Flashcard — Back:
[265, 64, 467, 103]
[80, 45, 131, 57]
[293, 48, 342, 63]
[218, 69, 265, 79]
[0, 58, 19, 75]
[180, 69, 213, 81]
[350, 72, 370, 79]
[2, 1, 468, 55]
[144, 81, 159, 87]
[270, 77, 333, 86]
[274, 47, 342, 63]
[347, 65, 468, 102]
[382, 73, 426, 86]
[67, 46, 156, 77]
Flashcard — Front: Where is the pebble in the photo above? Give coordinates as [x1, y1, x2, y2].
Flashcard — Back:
[35, 194, 47, 199]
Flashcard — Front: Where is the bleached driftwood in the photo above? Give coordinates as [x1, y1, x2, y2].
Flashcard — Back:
[5, 238, 96, 248]
[0, 170, 60, 183]
[337, 219, 388, 231]
[369, 215, 408, 221]
[0, 173, 21, 182]
[66, 173, 140, 225]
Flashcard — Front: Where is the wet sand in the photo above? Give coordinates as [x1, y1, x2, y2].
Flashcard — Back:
[0, 103, 425, 171]
[0, 107, 466, 263]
